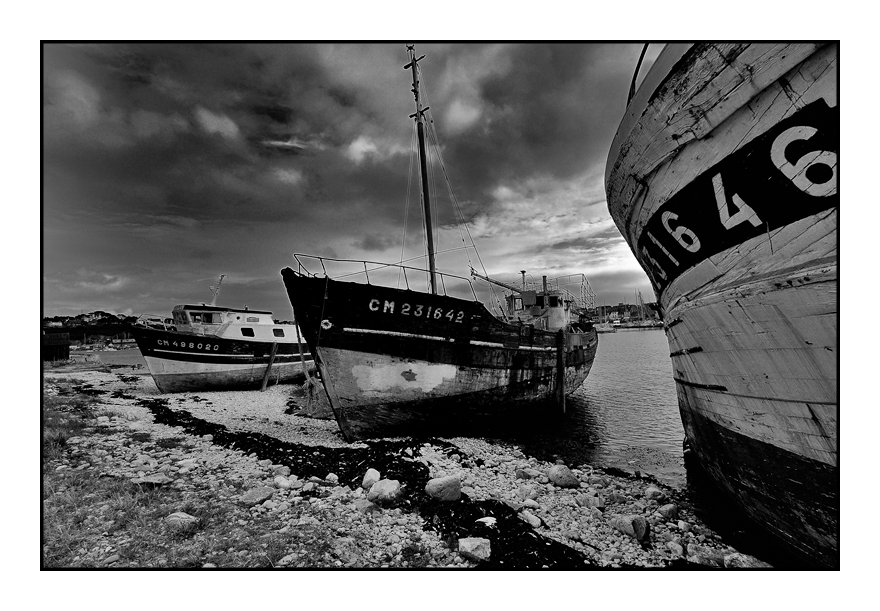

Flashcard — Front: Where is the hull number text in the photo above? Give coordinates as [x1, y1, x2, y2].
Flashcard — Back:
[368, 299, 466, 323]
[636, 99, 838, 294]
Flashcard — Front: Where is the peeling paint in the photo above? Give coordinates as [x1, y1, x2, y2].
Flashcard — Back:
[351, 362, 457, 395]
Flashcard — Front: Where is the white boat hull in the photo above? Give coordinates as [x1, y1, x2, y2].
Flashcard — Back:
[605, 43, 838, 567]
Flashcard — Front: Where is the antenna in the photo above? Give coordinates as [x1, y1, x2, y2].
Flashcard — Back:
[209, 274, 227, 306]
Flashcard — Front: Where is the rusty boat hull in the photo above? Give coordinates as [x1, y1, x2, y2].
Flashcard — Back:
[280, 268, 598, 441]
[605, 43, 838, 567]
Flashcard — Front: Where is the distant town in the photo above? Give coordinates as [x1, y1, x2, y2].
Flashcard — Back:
[43, 301, 661, 340]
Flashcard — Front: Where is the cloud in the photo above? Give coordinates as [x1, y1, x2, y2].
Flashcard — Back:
[75, 273, 129, 292]
[41, 43, 658, 317]
[444, 98, 482, 133]
[352, 232, 399, 252]
[194, 106, 241, 139]
[272, 167, 304, 185]
[130, 110, 190, 141]
[346, 135, 379, 163]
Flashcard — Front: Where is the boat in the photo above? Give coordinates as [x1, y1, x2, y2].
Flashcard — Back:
[594, 322, 616, 333]
[605, 43, 837, 567]
[280, 46, 599, 442]
[131, 275, 314, 393]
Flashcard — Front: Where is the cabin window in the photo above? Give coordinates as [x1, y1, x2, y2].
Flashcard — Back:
[273, 328, 285, 337]
[549, 296, 559, 307]
[246, 316, 259, 323]
[536, 296, 545, 307]
[190, 313, 203, 323]
[513, 297, 523, 311]
[241, 328, 255, 337]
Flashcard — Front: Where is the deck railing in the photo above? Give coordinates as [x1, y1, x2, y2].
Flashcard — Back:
[292, 253, 481, 302]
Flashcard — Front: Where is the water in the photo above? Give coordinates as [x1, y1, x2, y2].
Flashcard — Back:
[481, 328, 687, 486]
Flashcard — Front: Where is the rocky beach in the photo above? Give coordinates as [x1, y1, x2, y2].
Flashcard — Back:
[42, 361, 771, 569]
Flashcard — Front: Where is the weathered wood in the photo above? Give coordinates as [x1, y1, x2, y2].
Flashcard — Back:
[312, 345, 355, 441]
[606, 43, 838, 568]
[260, 342, 279, 391]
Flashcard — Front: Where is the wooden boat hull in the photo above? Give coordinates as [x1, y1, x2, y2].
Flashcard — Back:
[605, 43, 838, 567]
[280, 269, 598, 440]
[131, 326, 314, 393]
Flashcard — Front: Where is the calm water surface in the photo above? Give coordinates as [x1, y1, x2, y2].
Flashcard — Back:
[483, 328, 687, 486]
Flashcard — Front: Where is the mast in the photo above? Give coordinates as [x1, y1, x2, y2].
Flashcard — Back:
[405, 45, 437, 295]
[209, 274, 227, 306]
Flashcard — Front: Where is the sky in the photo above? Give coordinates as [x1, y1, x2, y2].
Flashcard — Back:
[42, 42, 664, 318]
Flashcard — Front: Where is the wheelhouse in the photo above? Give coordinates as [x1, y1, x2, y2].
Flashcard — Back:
[171, 304, 293, 342]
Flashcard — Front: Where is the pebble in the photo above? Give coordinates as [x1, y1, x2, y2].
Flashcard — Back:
[362, 468, 380, 490]
[520, 510, 542, 529]
[425, 475, 461, 501]
[547, 465, 580, 488]
[458, 537, 491, 562]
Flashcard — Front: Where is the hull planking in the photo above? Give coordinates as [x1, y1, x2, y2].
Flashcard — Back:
[605, 43, 838, 567]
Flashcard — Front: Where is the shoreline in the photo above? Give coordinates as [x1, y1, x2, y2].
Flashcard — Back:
[42, 362, 770, 569]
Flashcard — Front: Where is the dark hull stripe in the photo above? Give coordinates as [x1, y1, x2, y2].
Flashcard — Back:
[679, 391, 839, 568]
[132, 326, 310, 365]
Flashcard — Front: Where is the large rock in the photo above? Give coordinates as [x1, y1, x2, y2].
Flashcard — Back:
[609, 514, 650, 541]
[657, 503, 678, 520]
[644, 486, 667, 502]
[425, 475, 461, 501]
[367, 479, 402, 506]
[686, 544, 726, 567]
[165, 512, 199, 531]
[666, 541, 685, 557]
[362, 468, 380, 490]
[548, 465, 580, 488]
[723, 552, 773, 568]
[458, 537, 491, 562]
[520, 510, 542, 528]
[274, 475, 291, 489]
[516, 485, 539, 501]
[576, 495, 605, 510]
[240, 486, 275, 506]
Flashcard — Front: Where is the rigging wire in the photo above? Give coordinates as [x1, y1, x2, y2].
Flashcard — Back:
[419, 76, 507, 318]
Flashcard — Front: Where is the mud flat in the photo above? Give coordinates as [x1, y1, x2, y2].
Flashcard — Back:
[42, 363, 771, 569]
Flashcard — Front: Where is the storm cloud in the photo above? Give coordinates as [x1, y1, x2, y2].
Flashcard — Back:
[43, 42, 661, 317]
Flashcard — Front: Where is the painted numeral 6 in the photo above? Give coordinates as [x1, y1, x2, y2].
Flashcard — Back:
[661, 211, 701, 253]
[771, 125, 837, 197]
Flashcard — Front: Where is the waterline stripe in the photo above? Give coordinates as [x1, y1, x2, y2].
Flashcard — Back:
[340, 328, 555, 351]
[342, 328, 453, 342]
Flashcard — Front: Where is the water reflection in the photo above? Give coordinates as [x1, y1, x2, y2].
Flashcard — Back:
[485, 329, 687, 486]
